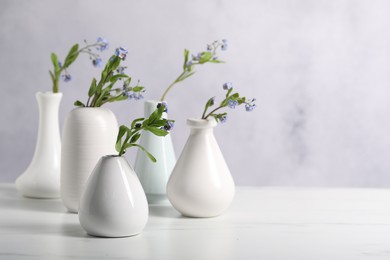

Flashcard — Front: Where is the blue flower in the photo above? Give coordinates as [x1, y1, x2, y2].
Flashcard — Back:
[219, 115, 227, 123]
[223, 82, 233, 90]
[228, 99, 238, 109]
[245, 98, 256, 112]
[186, 60, 193, 68]
[116, 66, 126, 74]
[97, 37, 109, 51]
[127, 92, 144, 101]
[164, 120, 174, 131]
[61, 73, 72, 82]
[221, 40, 228, 51]
[92, 58, 102, 68]
[245, 103, 256, 112]
[115, 47, 128, 60]
[157, 101, 168, 113]
[58, 62, 62, 68]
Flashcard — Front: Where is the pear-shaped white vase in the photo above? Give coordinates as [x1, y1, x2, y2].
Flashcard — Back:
[134, 100, 176, 204]
[167, 118, 235, 218]
[16, 92, 62, 198]
[61, 107, 118, 213]
[79, 155, 148, 237]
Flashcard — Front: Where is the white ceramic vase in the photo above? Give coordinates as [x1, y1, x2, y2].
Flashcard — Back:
[167, 118, 235, 218]
[16, 92, 62, 198]
[134, 100, 176, 204]
[61, 107, 118, 213]
[79, 155, 148, 237]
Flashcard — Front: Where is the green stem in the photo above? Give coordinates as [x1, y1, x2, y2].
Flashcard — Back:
[118, 128, 141, 156]
[53, 79, 59, 93]
[160, 70, 187, 101]
[203, 106, 223, 120]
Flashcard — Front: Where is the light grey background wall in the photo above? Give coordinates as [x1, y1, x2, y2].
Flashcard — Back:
[1, 0, 390, 187]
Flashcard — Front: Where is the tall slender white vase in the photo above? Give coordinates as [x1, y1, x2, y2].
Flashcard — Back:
[16, 92, 62, 198]
[79, 155, 148, 237]
[61, 107, 118, 213]
[167, 118, 235, 218]
[134, 100, 176, 204]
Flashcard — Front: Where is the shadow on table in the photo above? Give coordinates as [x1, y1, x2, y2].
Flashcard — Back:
[149, 204, 183, 218]
[0, 185, 66, 213]
[60, 223, 92, 238]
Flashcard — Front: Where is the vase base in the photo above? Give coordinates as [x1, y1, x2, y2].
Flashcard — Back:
[21, 193, 60, 199]
[16, 177, 60, 199]
[86, 231, 141, 238]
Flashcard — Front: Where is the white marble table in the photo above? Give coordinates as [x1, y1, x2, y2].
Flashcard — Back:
[1, 183, 390, 260]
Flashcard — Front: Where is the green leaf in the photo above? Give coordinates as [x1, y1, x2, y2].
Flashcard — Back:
[206, 96, 215, 107]
[183, 49, 189, 70]
[108, 56, 121, 72]
[51, 53, 60, 72]
[199, 52, 212, 64]
[237, 97, 246, 105]
[109, 74, 129, 82]
[74, 100, 85, 107]
[125, 143, 157, 163]
[63, 44, 79, 68]
[131, 118, 145, 128]
[144, 126, 168, 137]
[130, 132, 141, 143]
[147, 107, 162, 124]
[107, 94, 127, 103]
[209, 59, 224, 64]
[115, 125, 128, 152]
[132, 86, 144, 92]
[95, 88, 111, 107]
[49, 70, 55, 83]
[148, 119, 168, 128]
[88, 78, 97, 98]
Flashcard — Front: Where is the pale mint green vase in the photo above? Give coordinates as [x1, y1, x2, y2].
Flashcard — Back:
[134, 100, 176, 204]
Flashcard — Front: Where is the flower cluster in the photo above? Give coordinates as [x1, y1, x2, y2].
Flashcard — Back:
[159, 39, 227, 101]
[74, 46, 145, 108]
[87, 37, 109, 68]
[186, 39, 228, 68]
[50, 37, 110, 93]
[116, 104, 175, 159]
[201, 82, 256, 124]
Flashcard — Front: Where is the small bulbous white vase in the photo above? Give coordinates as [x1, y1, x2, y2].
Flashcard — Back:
[79, 155, 148, 237]
[61, 107, 118, 213]
[134, 100, 176, 204]
[16, 92, 62, 198]
[167, 118, 235, 218]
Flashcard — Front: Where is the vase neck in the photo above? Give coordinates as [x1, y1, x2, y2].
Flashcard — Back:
[29, 92, 62, 165]
[187, 118, 217, 136]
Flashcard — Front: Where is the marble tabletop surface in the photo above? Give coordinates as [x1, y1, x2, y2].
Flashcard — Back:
[1, 183, 390, 260]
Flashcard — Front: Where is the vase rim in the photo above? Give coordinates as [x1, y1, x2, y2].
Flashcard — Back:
[72, 106, 111, 110]
[145, 99, 167, 104]
[102, 154, 122, 158]
[36, 91, 63, 96]
[187, 118, 217, 128]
